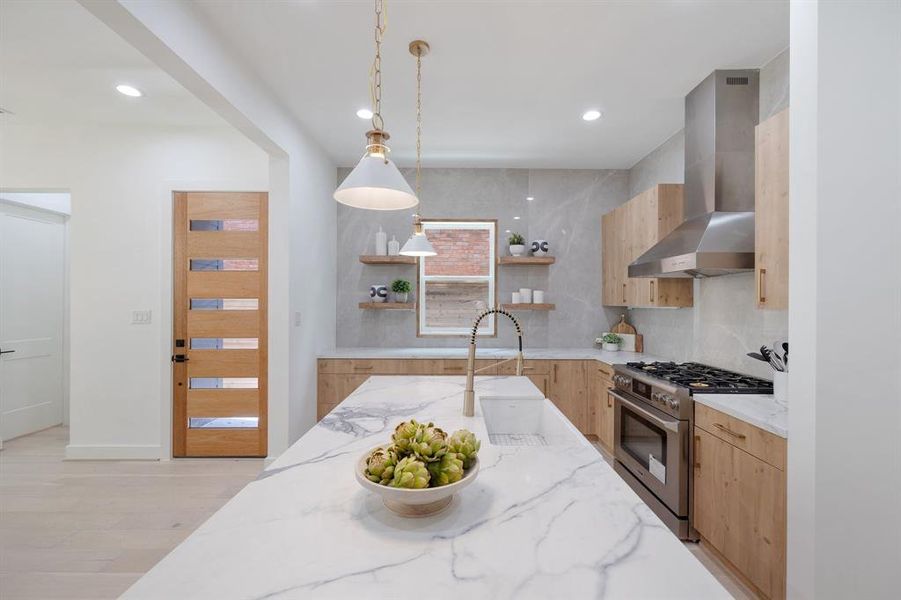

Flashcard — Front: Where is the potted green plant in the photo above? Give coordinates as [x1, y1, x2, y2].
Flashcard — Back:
[508, 232, 525, 256]
[391, 279, 412, 303]
[601, 333, 623, 352]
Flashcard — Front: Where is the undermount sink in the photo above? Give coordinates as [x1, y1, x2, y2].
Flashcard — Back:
[480, 396, 580, 446]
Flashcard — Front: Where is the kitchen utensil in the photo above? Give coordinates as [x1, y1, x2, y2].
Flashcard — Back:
[747, 352, 768, 363]
[611, 314, 643, 352]
[782, 342, 789, 369]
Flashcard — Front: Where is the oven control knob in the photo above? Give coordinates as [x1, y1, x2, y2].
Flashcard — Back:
[651, 391, 661, 403]
[667, 397, 680, 410]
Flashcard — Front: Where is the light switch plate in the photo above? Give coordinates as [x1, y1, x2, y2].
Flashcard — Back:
[132, 310, 152, 324]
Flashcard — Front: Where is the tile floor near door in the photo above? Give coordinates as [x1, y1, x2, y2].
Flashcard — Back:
[0, 427, 264, 599]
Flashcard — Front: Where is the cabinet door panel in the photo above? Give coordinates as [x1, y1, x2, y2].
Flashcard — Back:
[755, 108, 789, 310]
[693, 428, 732, 549]
[548, 361, 589, 433]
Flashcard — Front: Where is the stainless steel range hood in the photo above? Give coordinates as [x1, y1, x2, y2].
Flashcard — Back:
[629, 70, 759, 278]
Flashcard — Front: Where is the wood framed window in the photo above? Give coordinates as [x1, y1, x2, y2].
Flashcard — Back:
[417, 220, 497, 337]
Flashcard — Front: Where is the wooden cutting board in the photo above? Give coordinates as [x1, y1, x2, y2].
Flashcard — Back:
[611, 314, 643, 352]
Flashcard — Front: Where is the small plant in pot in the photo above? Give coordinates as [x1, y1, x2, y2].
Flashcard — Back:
[391, 279, 412, 303]
[508, 232, 525, 256]
[602, 333, 623, 352]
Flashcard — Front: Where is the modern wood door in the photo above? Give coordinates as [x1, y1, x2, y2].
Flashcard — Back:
[173, 192, 268, 457]
[0, 202, 66, 442]
[755, 108, 790, 309]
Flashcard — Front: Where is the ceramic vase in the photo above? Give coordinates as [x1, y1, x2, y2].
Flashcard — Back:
[530, 240, 549, 256]
[369, 285, 388, 303]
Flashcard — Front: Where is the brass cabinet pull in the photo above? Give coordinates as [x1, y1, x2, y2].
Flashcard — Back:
[758, 268, 766, 303]
[713, 422, 747, 439]
[553, 363, 558, 383]
[650, 280, 655, 303]
[522, 366, 535, 372]
[445, 366, 464, 372]
[607, 393, 613, 408]
[694, 435, 701, 469]
[622, 283, 627, 304]
[353, 366, 374, 371]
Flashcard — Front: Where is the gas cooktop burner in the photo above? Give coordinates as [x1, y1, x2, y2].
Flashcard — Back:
[624, 361, 773, 394]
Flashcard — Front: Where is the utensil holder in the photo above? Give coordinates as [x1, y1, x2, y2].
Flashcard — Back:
[773, 371, 788, 406]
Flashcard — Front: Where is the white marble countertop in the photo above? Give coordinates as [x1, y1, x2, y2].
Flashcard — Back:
[124, 376, 728, 599]
[319, 346, 665, 364]
[693, 393, 788, 438]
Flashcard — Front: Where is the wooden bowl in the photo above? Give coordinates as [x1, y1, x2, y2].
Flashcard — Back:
[355, 446, 480, 517]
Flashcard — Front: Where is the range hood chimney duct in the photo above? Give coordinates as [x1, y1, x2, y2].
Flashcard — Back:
[629, 70, 759, 278]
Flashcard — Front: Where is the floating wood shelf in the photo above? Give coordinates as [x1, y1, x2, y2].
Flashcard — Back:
[359, 302, 416, 310]
[501, 303, 555, 311]
[498, 256, 555, 265]
[359, 255, 417, 265]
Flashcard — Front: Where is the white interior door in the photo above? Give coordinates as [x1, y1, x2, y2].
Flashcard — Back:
[0, 201, 66, 441]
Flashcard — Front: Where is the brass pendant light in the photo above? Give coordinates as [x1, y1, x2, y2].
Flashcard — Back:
[400, 39, 437, 257]
[334, 0, 418, 210]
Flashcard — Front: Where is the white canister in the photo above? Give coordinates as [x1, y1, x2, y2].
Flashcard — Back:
[387, 235, 400, 256]
[511, 292, 522, 304]
[375, 226, 388, 256]
[772, 371, 788, 406]
[519, 288, 532, 303]
[533, 290, 545, 304]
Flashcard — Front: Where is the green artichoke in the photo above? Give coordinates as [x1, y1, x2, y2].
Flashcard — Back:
[427, 452, 464, 486]
[448, 429, 481, 469]
[411, 424, 447, 463]
[364, 446, 398, 485]
[389, 456, 431, 489]
[391, 419, 423, 455]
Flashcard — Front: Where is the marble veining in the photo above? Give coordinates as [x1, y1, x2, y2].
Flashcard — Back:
[123, 376, 728, 599]
[693, 393, 788, 438]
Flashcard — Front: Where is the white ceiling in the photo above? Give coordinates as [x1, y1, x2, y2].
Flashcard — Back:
[190, 0, 788, 169]
[0, 0, 226, 128]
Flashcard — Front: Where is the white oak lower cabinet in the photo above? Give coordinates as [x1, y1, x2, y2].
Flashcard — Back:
[316, 358, 593, 436]
[693, 404, 787, 600]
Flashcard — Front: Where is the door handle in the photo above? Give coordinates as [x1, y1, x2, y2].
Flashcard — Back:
[650, 280, 655, 303]
[553, 363, 558, 383]
[171, 354, 189, 363]
[712, 422, 747, 439]
[758, 268, 766, 303]
[694, 435, 701, 470]
[622, 283, 626, 304]
[0, 349, 15, 355]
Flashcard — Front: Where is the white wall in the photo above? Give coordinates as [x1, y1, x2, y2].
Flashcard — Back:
[788, 1, 901, 598]
[79, 0, 338, 454]
[0, 116, 268, 458]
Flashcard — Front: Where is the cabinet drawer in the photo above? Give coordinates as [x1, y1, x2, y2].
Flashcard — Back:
[595, 361, 614, 380]
[402, 359, 443, 374]
[695, 403, 786, 470]
[317, 359, 404, 374]
[439, 359, 496, 374]
[497, 359, 550, 375]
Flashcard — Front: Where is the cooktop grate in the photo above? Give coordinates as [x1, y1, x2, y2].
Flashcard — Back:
[624, 361, 773, 394]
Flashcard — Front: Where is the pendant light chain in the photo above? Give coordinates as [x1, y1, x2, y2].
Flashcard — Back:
[415, 49, 423, 198]
[371, 0, 386, 132]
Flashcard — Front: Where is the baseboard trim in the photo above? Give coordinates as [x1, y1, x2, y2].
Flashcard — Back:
[65, 444, 162, 460]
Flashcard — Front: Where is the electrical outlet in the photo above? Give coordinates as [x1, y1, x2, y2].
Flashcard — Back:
[132, 310, 152, 324]
[294, 311, 302, 327]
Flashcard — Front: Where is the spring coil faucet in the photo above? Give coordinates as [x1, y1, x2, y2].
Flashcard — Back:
[463, 308, 524, 416]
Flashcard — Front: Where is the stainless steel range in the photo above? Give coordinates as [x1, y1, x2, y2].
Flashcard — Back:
[611, 362, 773, 540]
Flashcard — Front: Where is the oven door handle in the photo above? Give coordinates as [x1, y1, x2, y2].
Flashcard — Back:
[608, 388, 682, 434]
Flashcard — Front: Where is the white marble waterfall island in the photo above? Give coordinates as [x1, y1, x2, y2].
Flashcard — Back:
[124, 376, 728, 599]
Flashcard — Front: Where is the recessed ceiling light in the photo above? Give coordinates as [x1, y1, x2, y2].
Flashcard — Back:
[513, 216, 521, 220]
[505, 229, 511, 234]
[582, 109, 602, 121]
[356, 108, 373, 119]
[526, 196, 534, 201]
[116, 84, 142, 97]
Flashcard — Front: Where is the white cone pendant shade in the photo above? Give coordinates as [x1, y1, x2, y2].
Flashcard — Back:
[399, 233, 436, 256]
[334, 130, 418, 210]
[399, 214, 436, 256]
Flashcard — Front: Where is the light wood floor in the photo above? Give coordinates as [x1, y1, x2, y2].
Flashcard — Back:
[0, 427, 264, 599]
[590, 441, 758, 599]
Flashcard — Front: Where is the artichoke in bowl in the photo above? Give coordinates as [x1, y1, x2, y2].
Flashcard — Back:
[411, 423, 448, 463]
[427, 452, 464, 486]
[364, 446, 398, 485]
[389, 456, 431, 489]
[448, 429, 481, 469]
[391, 419, 423, 455]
